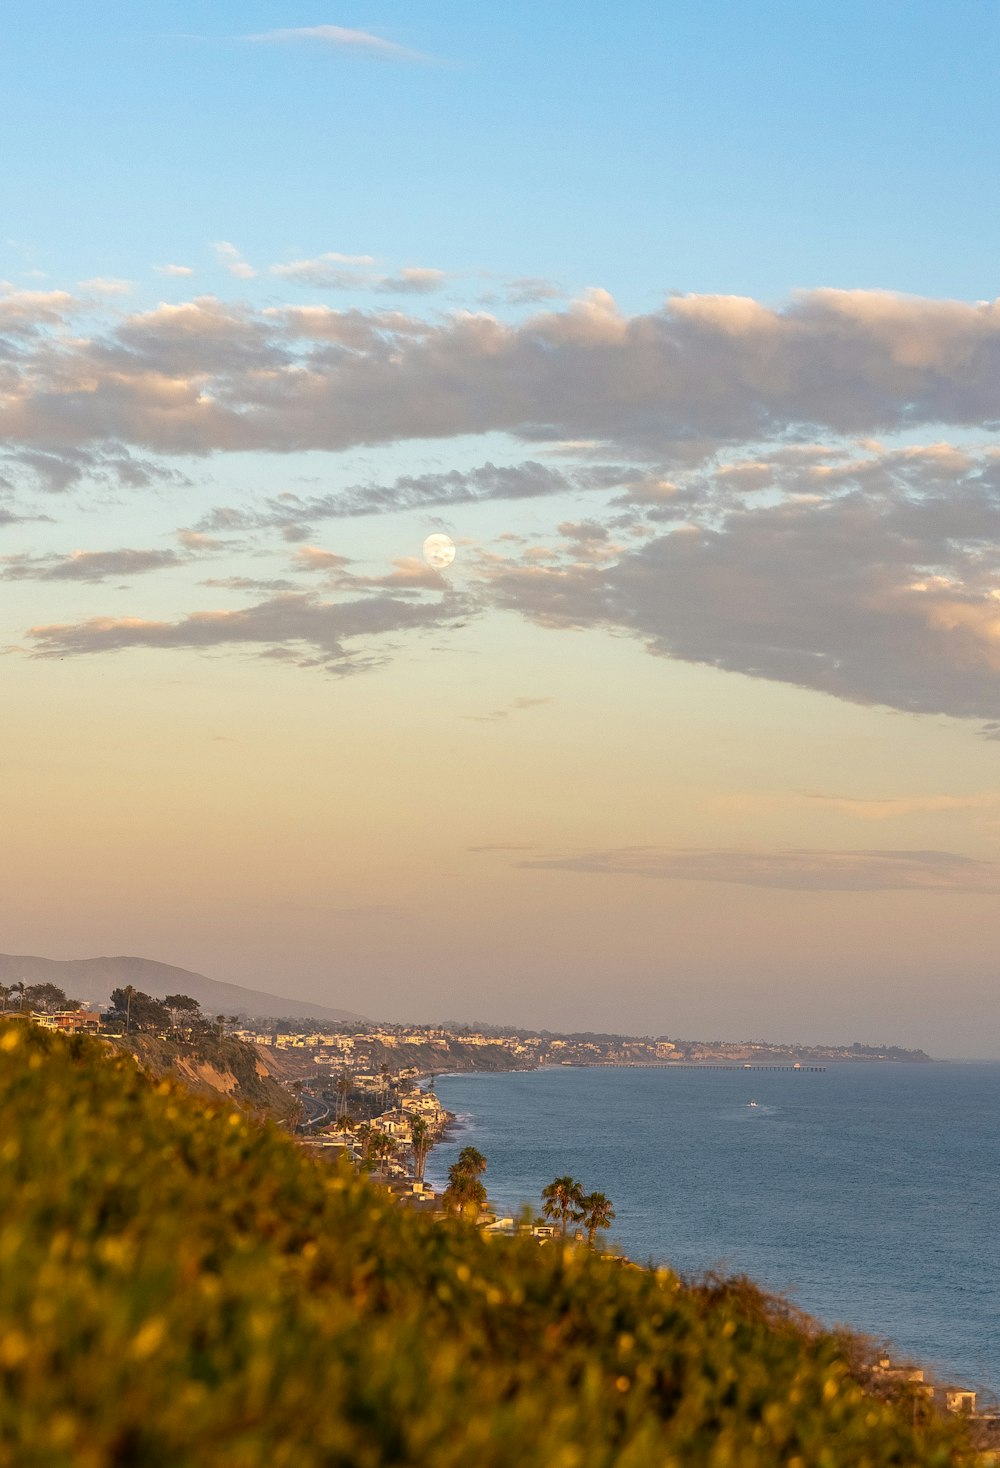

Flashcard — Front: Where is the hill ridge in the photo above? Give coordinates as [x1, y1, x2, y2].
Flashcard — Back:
[0, 951, 362, 1022]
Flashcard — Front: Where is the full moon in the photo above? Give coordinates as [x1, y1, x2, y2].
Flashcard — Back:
[423, 533, 456, 570]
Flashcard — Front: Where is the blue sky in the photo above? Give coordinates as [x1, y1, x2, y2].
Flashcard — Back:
[6, 1, 1000, 305]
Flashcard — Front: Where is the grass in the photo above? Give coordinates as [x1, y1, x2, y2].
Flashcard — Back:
[0, 1020, 968, 1467]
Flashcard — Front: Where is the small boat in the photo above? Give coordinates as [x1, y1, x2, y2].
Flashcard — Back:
[747, 1099, 759, 1108]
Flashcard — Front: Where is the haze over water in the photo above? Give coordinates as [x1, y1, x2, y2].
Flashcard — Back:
[427, 1064, 1000, 1391]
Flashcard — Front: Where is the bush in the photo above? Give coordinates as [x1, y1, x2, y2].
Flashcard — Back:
[0, 1021, 967, 1467]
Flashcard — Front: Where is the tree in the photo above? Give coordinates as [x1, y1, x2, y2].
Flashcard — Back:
[455, 1146, 486, 1179]
[579, 1191, 616, 1247]
[0, 986, 10, 1014]
[24, 983, 75, 1014]
[334, 1113, 355, 1136]
[13, 982, 26, 1013]
[443, 1146, 488, 1216]
[335, 1073, 351, 1120]
[163, 994, 200, 1012]
[409, 1115, 432, 1182]
[363, 1130, 395, 1178]
[109, 988, 169, 1034]
[541, 1176, 584, 1239]
[162, 994, 201, 1035]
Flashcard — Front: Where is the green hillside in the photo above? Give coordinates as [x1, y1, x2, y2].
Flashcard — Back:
[0, 1020, 966, 1467]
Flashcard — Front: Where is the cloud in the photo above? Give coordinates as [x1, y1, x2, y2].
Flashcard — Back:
[504, 278, 563, 305]
[5, 282, 1000, 721]
[213, 241, 255, 280]
[474, 446, 1000, 722]
[801, 792, 1000, 819]
[270, 252, 376, 288]
[467, 842, 539, 852]
[378, 267, 446, 295]
[0, 445, 187, 495]
[0, 288, 77, 331]
[24, 589, 467, 671]
[244, 25, 434, 63]
[270, 256, 445, 294]
[9, 286, 1000, 460]
[155, 264, 195, 278]
[463, 695, 552, 723]
[1, 547, 184, 583]
[518, 846, 1000, 892]
[198, 461, 588, 541]
[291, 546, 352, 573]
[177, 529, 227, 552]
[78, 277, 132, 296]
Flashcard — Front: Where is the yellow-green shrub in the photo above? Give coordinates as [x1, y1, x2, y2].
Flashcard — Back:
[0, 1021, 966, 1467]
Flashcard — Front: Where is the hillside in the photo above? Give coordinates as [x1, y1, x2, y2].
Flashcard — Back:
[0, 1019, 967, 1468]
[0, 952, 362, 1022]
[115, 1031, 303, 1126]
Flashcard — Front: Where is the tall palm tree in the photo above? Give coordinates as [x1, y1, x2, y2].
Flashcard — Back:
[121, 984, 135, 1035]
[335, 1073, 351, 1120]
[579, 1191, 616, 1247]
[13, 981, 27, 1014]
[0, 985, 10, 1014]
[409, 1115, 432, 1181]
[541, 1176, 584, 1239]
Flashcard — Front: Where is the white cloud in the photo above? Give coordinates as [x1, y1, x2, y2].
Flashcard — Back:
[212, 241, 255, 280]
[155, 264, 195, 278]
[77, 277, 133, 296]
[269, 255, 444, 293]
[243, 25, 433, 63]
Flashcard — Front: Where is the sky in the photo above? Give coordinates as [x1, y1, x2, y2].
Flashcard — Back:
[3, 1, 1000, 1056]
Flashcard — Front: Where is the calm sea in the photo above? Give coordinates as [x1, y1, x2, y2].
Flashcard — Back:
[425, 1063, 1000, 1391]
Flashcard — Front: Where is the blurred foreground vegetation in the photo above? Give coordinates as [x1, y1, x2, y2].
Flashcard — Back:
[0, 1020, 968, 1467]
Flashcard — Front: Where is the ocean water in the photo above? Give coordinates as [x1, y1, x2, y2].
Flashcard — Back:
[425, 1063, 1000, 1391]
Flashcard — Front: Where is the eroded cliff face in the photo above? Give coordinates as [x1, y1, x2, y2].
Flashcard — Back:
[115, 1033, 302, 1124]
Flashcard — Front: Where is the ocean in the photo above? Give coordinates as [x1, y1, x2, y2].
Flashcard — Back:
[425, 1063, 1000, 1392]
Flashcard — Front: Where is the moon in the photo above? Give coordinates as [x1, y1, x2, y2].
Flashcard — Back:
[423, 533, 456, 570]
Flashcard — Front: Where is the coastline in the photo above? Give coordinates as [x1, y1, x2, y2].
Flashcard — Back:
[423, 1061, 1000, 1393]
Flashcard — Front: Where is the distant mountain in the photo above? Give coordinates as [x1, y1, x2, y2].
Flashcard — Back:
[0, 954, 363, 1023]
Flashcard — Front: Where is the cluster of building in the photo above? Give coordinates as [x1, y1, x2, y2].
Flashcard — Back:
[872, 1356, 995, 1426]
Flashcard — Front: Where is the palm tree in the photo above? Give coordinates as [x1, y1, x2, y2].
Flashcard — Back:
[0, 985, 10, 1014]
[121, 984, 135, 1035]
[454, 1146, 486, 1179]
[443, 1170, 487, 1216]
[334, 1112, 355, 1136]
[216, 1014, 225, 1041]
[364, 1129, 394, 1177]
[579, 1191, 616, 1247]
[13, 981, 27, 1014]
[335, 1073, 351, 1120]
[442, 1145, 488, 1216]
[409, 1115, 432, 1181]
[541, 1176, 584, 1239]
